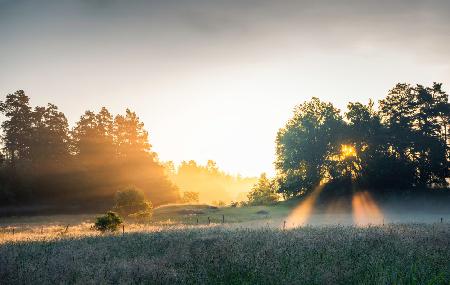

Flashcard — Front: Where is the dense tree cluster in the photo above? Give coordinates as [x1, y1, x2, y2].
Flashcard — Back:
[0, 90, 179, 209]
[275, 83, 449, 198]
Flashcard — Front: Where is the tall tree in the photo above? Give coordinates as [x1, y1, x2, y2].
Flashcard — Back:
[275, 97, 344, 197]
[0, 90, 33, 166]
[379, 83, 448, 187]
[30, 103, 70, 171]
[72, 107, 115, 167]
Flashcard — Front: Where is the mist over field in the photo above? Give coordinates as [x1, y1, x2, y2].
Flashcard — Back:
[1, 0, 450, 284]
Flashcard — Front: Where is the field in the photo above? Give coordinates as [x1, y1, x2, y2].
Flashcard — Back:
[1, 204, 450, 284]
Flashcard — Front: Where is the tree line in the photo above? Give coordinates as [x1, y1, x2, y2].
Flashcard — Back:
[164, 160, 257, 204]
[273, 82, 449, 199]
[1, 82, 449, 210]
[0, 90, 179, 209]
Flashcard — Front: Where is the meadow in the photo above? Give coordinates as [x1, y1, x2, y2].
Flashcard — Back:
[1, 203, 449, 284]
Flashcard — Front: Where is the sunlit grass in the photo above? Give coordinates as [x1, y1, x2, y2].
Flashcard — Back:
[0, 223, 448, 284]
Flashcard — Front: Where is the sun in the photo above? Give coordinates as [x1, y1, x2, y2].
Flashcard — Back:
[341, 144, 356, 158]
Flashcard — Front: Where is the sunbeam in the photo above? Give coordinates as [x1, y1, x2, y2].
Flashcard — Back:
[352, 191, 384, 226]
[285, 185, 324, 228]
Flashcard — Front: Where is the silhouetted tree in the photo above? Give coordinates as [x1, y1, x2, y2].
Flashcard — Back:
[0, 90, 33, 167]
[275, 97, 344, 196]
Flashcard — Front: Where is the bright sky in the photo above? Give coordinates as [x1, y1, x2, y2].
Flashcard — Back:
[1, 0, 449, 176]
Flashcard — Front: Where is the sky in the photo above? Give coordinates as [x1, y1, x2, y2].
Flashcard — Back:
[1, 0, 449, 176]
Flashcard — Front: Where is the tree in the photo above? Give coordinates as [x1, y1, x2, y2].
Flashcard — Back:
[275, 97, 344, 196]
[113, 186, 153, 221]
[114, 109, 152, 159]
[0, 90, 33, 166]
[72, 107, 115, 167]
[30, 103, 70, 171]
[94, 211, 123, 232]
[247, 173, 278, 205]
[379, 83, 448, 187]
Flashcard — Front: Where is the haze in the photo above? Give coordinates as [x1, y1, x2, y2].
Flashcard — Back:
[1, 0, 449, 176]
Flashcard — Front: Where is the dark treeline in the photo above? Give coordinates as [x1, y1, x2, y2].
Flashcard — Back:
[0, 90, 179, 211]
[1, 83, 449, 213]
[275, 82, 449, 199]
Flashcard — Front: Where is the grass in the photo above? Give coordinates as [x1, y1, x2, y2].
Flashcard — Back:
[1, 203, 449, 284]
[0, 224, 449, 284]
[152, 203, 291, 224]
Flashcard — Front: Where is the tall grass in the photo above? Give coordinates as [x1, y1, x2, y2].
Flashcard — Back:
[1, 223, 449, 284]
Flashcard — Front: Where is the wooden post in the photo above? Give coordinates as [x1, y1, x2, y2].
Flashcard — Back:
[283, 221, 286, 230]
[196, 218, 198, 224]
[41, 227, 43, 234]
[12, 228, 14, 235]
[441, 217, 443, 223]
[65, 225, 69, 233]
[222, 215, 225, 223]
[208, 217, 210, 225]
[122, 224, 125, 235]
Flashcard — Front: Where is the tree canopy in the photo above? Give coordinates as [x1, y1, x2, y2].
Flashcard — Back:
[275, 83, 449, 198]
[0, 90, 179, 209]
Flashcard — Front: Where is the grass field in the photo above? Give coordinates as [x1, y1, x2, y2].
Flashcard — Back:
[1, 203, 450, 284]
[0, 223, 449, 284]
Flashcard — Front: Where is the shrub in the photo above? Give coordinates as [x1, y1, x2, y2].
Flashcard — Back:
[94, 211, 122, 232]
[181, 191, 200, 203]
[113, 186, 153, 222]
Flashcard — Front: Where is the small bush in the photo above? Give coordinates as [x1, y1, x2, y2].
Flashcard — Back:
[181, 191, 200, 203]
[94, 211, 122, 232]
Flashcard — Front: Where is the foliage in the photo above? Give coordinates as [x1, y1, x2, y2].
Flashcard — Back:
[181, 191, 199, 203]
[247, 173, 278, 205]
[0, 91, 180, 207]
[94, 211, 122, 232]
[164, 159, 257, 204]
[275, 97, 344, 196]
[113, 186, 153, 221]
[275, 83, 449, 198]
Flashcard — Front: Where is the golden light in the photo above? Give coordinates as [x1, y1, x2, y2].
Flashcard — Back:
[285, 185, 324, 228]
[341, 144, 356, 158]
[352, 191, 384, 226]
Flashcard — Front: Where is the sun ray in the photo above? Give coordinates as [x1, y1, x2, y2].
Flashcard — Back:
[352, 191, 384, 226]
[285, 185, 324, 228]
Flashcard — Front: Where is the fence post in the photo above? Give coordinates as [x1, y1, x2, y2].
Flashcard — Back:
[441, 217, 443, 223]
[196, 218, 198, 224]
[222, 215, 225, 223]
[65, 225, 69, 233]
[283, 221, 286, 230]
[208, 217, 210, 225]
[122, 224, 125, 235]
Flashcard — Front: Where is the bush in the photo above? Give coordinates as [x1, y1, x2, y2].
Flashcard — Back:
[181, 191, 199, 203]
[113, 186, 153, 222]
[94, 211, 122, 232]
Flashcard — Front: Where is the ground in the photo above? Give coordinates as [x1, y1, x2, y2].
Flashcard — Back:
[0, 203, 449, 284]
